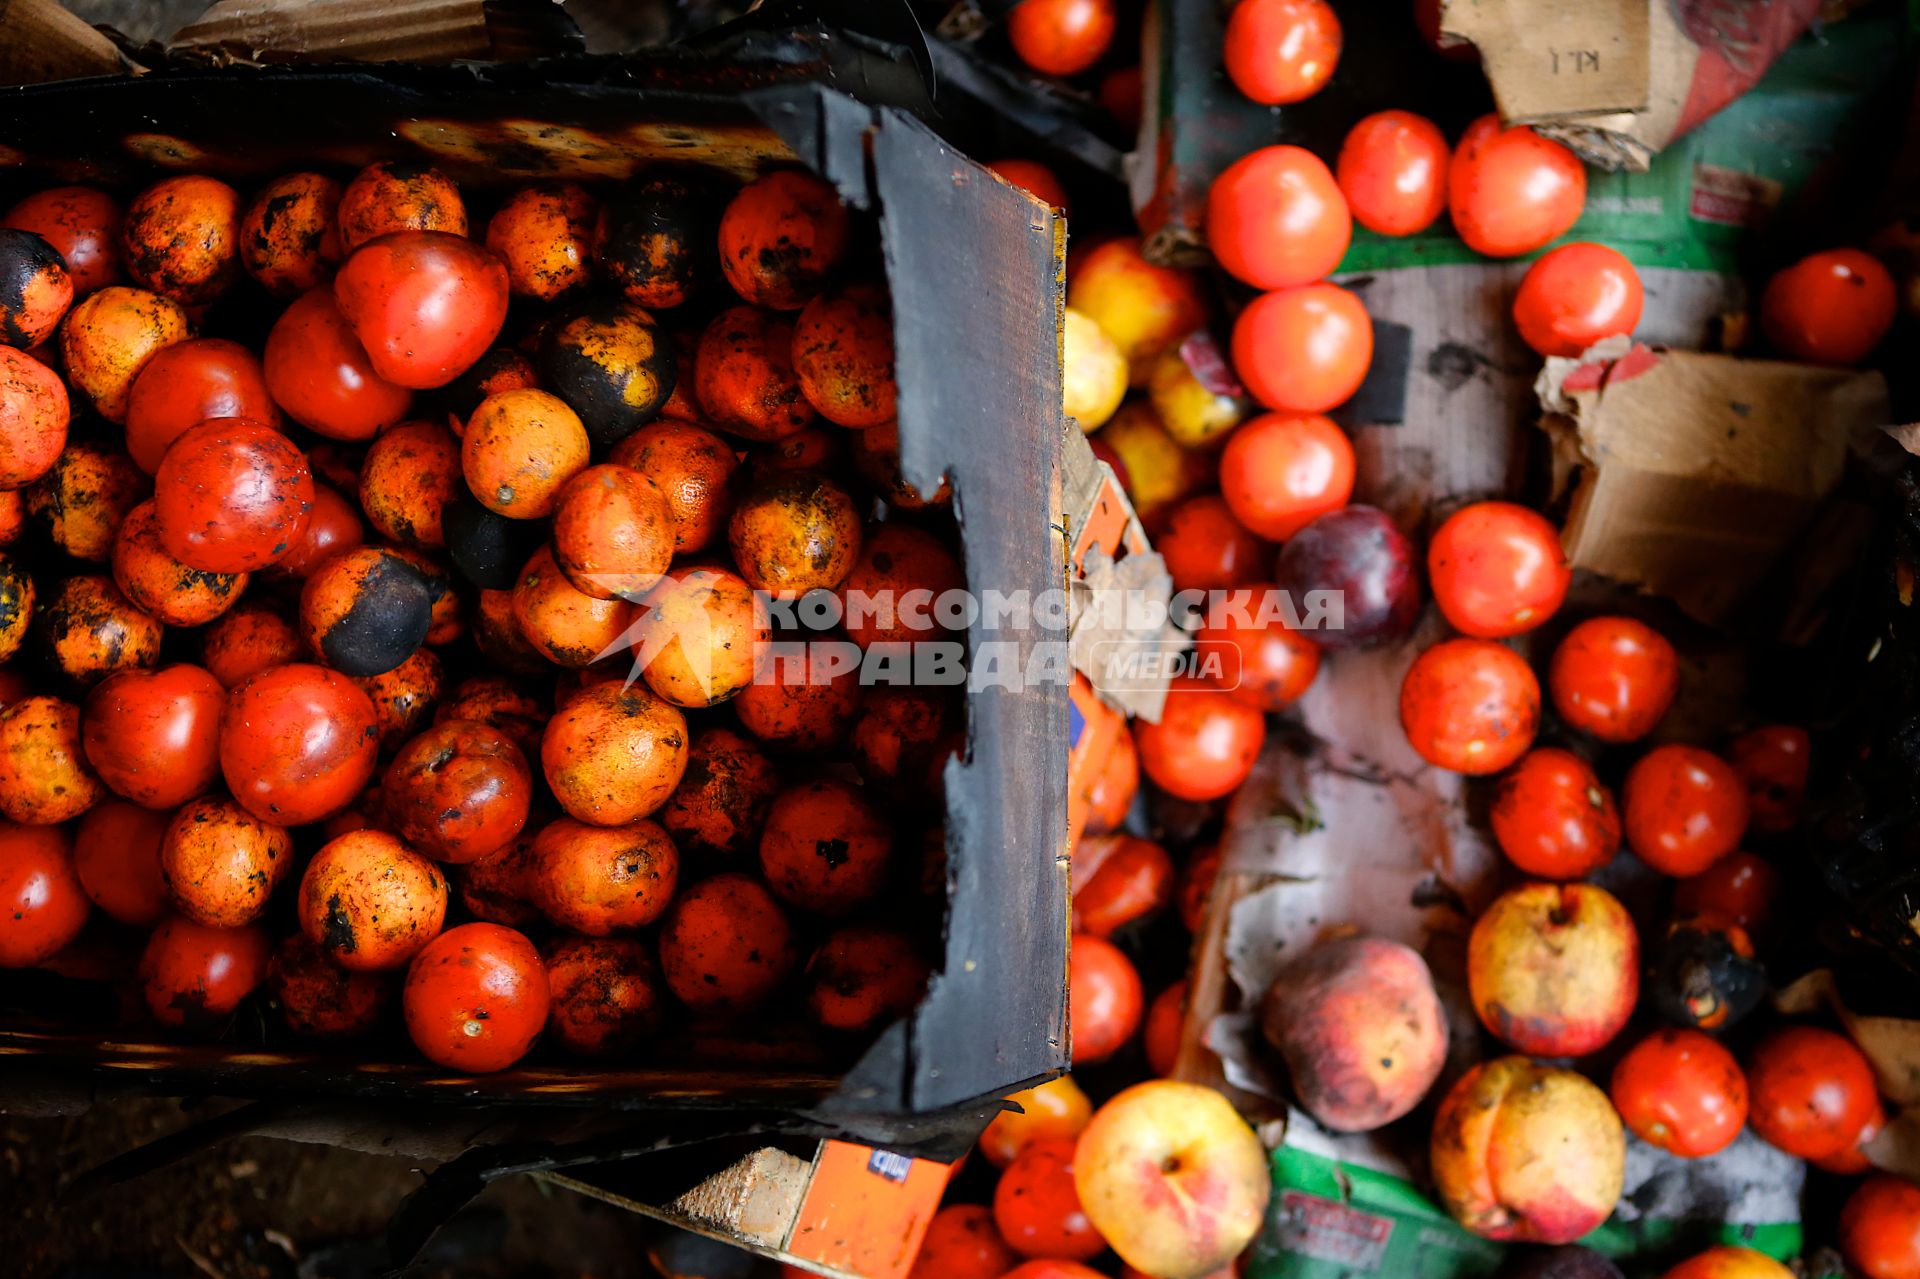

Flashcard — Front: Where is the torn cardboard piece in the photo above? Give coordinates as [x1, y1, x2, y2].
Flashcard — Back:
[1442, 0, 1823, 170]
[168, 0, 575, 66]
[1537, 343, 1889, 625]
[0, 0, 140, 86]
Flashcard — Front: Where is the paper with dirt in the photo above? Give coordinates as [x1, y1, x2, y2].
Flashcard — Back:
[1537, 341, 1889, 625]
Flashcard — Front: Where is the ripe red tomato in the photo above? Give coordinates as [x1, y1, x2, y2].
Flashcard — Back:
[1490, 747, 1619, 879]
[124, 337, 283, 474]
[911, 1205, 1020, 1279]
[0, 824, 88, 967]
[1007, 0, 1116, 77]
[988, 160, 1071, 215]
[1673, 850, 1779, 934]
[1177, 844, 1221, 932]
[1207, 146, 1351, 291]
[1748, 1026, 1880, 1160]
[220, 663, 381, 827]
[403, 921, 550, 1072]
[1512, 243, 1644, 358]
[333, 231, 510, 390]
[1231, 283, 1372, 413]
[263, 285, 414, 440]
[1071, 834, 1174, 938]
[1548, 615, 1678, 743]
[1427, 501, 1569, 638]
[1218, 413, 1354, 541]
[1610, 1028, 1748, 1158]
[1157, 494, 1268, 595]
[1760, 248, 1896, 366]
[73, 800, 171, 927]
[1336, 110, 1449, 237]
[80, 663, 225, 810]
[1192, 584, 1322, 711]
[1727, 725, 1809, 834]
[139, 914, 272, 1027]
[1622, 745, 1749, 878]
[1448, 114, 1587, 258]
[153, 417, 314, 573]
[3, 186, 123, 297]
[1841, 1176, 1920, 1279]
[993, 1135, 1104, 1260]
[1068, 932, 1142, 1064]
[1222, 0, 1341, 105]
[1132, 674, 1266, 801]
[1817, 1100, 1887, 1177]
[1144, 979, 1186, 1076]
[1399, 638, 1539, 774]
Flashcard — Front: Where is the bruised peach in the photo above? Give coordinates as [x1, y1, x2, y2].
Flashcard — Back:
[806, 924, 928, 1031]
[0, 695, 103, 824]
[0, 345, 69, 488]
[112, 500, 247, 627]
[793, 282, 896, 427]
[512, 543, 634, 669]
[658, 870, 796, 1014]
[528, 815, 678, 934]
[1258, 935, 1447, 1132]
[758, 778, 892, 916]
[122, 175, 241, 306]
[358, 418, 460, 549]
[31, 441, 147, 562]
[541, 680, 688, 826]
[538, 298, 675, 449]
[159, 793, 293, 927]
[268, 933, 393, 1037]
[718, 169, 850, 310]
[462, 388, 591, 519]
[660, 726, 780, 860]
[608, 418, 738, 553]
[1430, 1056, 1625, 1244]
[239, 172, 343, 297]
[59, 286, 191, 423]
[552, 463, 674, 600]
[487, 182, 596, 302]
[633, 565, 768, 708]
[696, 304, 815, 441]
[296, 829, 447, 970]
[336, 161, 467, 252]
[1469, 882, 1637, 1058]
[1067, 237, 1208, 374]
[0, 228, 73, 349]
[545, 934, 667, 1056]
[727, 468, 862, 598]
[37, 575, 162, 687]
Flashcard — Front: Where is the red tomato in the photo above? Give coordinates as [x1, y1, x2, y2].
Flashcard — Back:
[1192, 584, 1322, 711]
[263, 285, 414, 440]
[1427, 500, 1570, 638]
[1448, 114, 1587, 258]
[1622, 745, 1749, 878]
[219, 663, 381, 827]
[1144, 979, 1186, 1076]
[404, 922, 549, 1072]
[1007, 0, 1116, 76]
[1336, 110, 1450, 237]
[1206, 146, 1352, 291]
[1490, 747, 1618, 879]
[1610, 1028, 1748, 1158]
[0, 824, 88, 967]
[1222, 0, 1342, 105]
[911, 1205, 1020, 1279]
[1177, 844, 1221, 932]
[1817, 1100, 1888, 1177]
[1548, 615, 1678, 743]
[995, 1136, 1103, 1261]
[1747, 1026, 1879, 1160]
[80, 663, 225, 810]
[1761, 249, 1896, 366]
[1132, 674, 1266, 802]
[153, 417, 314, 573]
[1231, 283, 1372, 413]
[1068, 933, 1142, 1064]
[124, 337, 283, 474]
[1218, 412, 1354, 541]
[269, 483, 365, 579]
[1158, 494, 1268, 594]
[1727, 725, 1809, 834]
[1673, 851, 1779, 934]
[333, 231, 510, 390]
[1841, 1176, 1920, 1279]
[3, 186, 122, 297]
[1399, 638, 1539, 775]
[139, 915, 271, 1027]
[988, 160, 1071, 215]
[1512, 243, 1644, 358]
[1003, 1264, 1105, 1279]
[1071, 834, 1173, 938]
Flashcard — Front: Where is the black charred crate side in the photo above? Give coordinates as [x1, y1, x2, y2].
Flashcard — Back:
[0, 54, 1068, 1137]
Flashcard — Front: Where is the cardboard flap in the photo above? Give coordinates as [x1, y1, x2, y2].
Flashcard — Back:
[1439, 0, 1651, 120]
[0, 0, 139, 86]
[1538, 344, 1889, 623]
[168, 0, 568, 65]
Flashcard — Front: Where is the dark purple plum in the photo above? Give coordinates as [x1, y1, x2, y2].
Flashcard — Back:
[1497, 1247, 1625, 1279]
[1275, 505, 1420, 649]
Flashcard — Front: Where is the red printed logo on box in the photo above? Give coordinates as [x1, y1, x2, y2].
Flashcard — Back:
[1274, 1191, 1393, 1271]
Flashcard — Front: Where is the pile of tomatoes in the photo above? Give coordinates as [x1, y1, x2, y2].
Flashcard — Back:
[0, 157, 974, 1075]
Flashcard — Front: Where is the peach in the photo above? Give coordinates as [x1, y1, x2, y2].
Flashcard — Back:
[1468, 882, 1638, 1057]
[1258, 935, 1447, 1132]
[1658, 1247, 1792, 1279]
[1074, 1081, 1270, 1279]
[1430, 1056, 1624, 1244]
